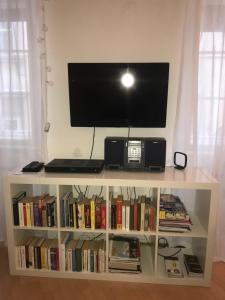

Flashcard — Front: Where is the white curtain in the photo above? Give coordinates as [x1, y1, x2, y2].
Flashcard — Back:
[174, 0, 225, 260]
[0, 0, 47, 242]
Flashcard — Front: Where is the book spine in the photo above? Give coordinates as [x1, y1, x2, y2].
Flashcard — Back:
[116, 199, 122, 230]
[73, 203, 77, 228]
[101, 202, 106, 229]
[140, 202, 145, 231]
[18, 202, 24, 226]
[125, 205, 130, 231]
[133, 201, 138, 230]
[90, 200, 95, 229]
[81, 203, 85, 229]
[69, 203, 74, 227]
[122, 204, 126, 230]
[111, 203, 116, 229]
[84, 202, 91, 228]
[129, 203, 134, 230]
[13, 202, 19, 226]
[26, 202, 31, 227]
[23, 203, 27, 226]
[95, 202, 101, 229]
[77, 203, 82, 229]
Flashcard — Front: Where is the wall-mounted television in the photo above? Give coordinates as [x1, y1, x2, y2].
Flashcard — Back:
[68, 62, 169, 128]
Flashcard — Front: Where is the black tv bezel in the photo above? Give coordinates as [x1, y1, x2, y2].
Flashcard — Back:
[68, 62, 169, 128]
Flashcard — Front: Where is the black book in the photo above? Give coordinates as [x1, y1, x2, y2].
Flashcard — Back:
[183, 254, 203, 277]
[12, 191, 26, 225]
[111, 201, 116, 229]
[75, 240, 84, 272]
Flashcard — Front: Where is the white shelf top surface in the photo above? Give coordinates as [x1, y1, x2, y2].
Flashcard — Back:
[7, 167, 218, 188]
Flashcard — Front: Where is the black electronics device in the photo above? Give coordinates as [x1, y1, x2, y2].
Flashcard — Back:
[68, 63, 169, 128]
[174, 152, 187, 170]
[44, 159, 104, 173]
[22, 161, 44, 172]
[105, 137, 166, 172]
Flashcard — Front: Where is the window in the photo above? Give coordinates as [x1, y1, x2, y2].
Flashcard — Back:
[198, 31, 225, 146]
[0, 20, 32, 140]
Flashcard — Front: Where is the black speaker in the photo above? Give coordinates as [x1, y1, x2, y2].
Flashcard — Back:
[144, 138, 166, 171]
[104, 137, 125, 169]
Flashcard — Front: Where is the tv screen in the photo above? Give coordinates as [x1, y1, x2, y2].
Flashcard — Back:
[68, 63, 169, 128]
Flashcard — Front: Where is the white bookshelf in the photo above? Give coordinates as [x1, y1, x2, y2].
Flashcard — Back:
[4, 167, 219, 286]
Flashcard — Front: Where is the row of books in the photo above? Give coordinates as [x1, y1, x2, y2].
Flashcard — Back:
[62, 233, 105, 272]
[15, 237, 59, 270]
[159, 194, 192, 233]
[164, 254, 203, 278]
[109, 236, 141, 273]
[13, 191, 57, 227]
[110, 195, 156, 231]
[61, 192, 106, 229]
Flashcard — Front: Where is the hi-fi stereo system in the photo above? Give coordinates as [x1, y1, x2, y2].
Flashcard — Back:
[104, 137, 166, 172]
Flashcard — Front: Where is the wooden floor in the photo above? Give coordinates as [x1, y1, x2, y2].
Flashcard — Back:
[0, 247, 225, 300]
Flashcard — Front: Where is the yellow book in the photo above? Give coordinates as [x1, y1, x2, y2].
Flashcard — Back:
[160, 210, 166, 219]
[90, 197, 95, 229]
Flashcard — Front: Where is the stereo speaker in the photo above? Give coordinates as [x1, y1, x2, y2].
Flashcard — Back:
[104, 137, 125, 170]
[144, 138, 166, 171]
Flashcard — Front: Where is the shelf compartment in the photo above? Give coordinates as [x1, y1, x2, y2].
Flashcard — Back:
[59, 184, 107, 230]
[156, 236, 206, 282]
[60, 231, 106, 273]
[109, 186, 157, 232]
[14, 229, 59, 272]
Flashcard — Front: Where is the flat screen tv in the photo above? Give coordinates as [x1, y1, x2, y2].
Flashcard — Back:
[68, 63, 169, 128]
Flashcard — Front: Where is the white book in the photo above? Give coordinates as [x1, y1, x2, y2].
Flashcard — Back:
[61, 232, 71, 271]
[18, 202, 24, 226]
[122, 205, 126, 230]
[15, 246, 21, 269]
[125, 206, 130, 231]
[20, 245, 26, 269]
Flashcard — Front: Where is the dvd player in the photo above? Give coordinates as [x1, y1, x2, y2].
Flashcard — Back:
[44, 159, 104, 173]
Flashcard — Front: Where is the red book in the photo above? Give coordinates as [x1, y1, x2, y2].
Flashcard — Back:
[116, 196, 123, 230]
[101, 202, 106, 229]
[23, 203, 27, 226]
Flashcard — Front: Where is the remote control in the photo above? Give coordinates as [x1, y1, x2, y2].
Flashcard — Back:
[22, 161, 44, 172]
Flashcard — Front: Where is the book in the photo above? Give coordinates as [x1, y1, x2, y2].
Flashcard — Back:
[183, 254, 203, 277]
[12, 191, 26, 226]
[164, 256, 183, 278]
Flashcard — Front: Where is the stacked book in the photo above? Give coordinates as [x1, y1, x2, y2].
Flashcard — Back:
[164, 256, 183, 278]
[61, 192, 106, 229]
[183, 254, 203, 277]
[108, 236, 141, 273]
[12, 191, 57, 227]
[159, 194, 192, 233]
[110, 194, 156, 232]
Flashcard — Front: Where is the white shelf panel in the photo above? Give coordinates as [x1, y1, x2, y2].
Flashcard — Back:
[13, 226, 58, 232]
[60, 227, 106, 233]
[109, 229, 156, 236]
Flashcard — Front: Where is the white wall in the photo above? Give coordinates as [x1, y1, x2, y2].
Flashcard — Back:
[45, 0, 186, 164]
